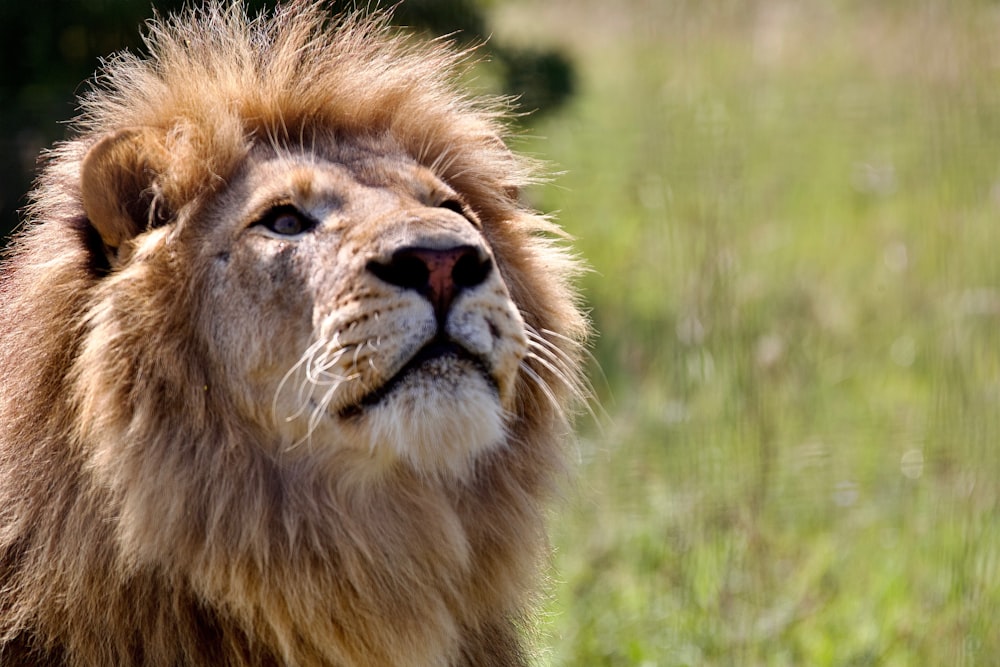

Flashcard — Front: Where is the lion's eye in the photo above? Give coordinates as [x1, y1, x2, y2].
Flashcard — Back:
[439, 199, 466, 216]
[439, 197, 482, 228]
[255, 205, 316, 237]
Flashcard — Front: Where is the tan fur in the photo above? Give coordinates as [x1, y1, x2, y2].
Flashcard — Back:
[0, 3, 587, 666]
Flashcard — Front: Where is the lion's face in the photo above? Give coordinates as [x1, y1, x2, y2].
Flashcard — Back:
[106, 137, 527, 479]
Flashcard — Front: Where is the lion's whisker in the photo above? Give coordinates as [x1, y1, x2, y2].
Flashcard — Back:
[351, 342, 365, 372]
[517, 363, 568, 426]
[288, 373, 347, 452]
[273, 337, 326, 424]
[524, 329, 584, 392]
[538, 325, 604, 382]
[524, 331, 577, 374]
[525, 324, 591, 371]
[308, 348, 351, 384]
[274, 333, 359, 430]
[524, 324, 602, 424]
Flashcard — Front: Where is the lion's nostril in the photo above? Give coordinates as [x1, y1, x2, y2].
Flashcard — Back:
[367, 254, 430, 292]
[368, 245, 492, 322]
[452, 251, 493, 290]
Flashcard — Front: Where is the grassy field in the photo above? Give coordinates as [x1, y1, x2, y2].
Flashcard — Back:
[490, 1, 1000, 664]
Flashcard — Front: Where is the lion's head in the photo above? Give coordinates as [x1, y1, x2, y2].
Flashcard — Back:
[0, 3, 587, 666]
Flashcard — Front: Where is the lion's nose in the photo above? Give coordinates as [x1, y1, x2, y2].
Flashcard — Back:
[367, 245, 493, 323]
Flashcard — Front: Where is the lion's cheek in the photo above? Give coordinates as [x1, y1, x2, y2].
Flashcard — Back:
[446, 292, 528, 409]
[198, 258, 318, 428]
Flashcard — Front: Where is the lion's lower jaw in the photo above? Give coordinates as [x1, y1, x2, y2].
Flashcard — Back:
[346, 371, 509, 480]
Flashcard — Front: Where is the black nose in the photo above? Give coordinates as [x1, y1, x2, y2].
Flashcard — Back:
[367, 245, 493, 322]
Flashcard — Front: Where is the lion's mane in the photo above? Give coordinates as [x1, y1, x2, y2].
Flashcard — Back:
[0, 3, 587, 666]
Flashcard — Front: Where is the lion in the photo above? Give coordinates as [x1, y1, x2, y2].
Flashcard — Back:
[0, 3, 588, 666]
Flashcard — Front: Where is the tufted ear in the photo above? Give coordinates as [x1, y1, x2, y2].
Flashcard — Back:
[80, 128, 171, 253]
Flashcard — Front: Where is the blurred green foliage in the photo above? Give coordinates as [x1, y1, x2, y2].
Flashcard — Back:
[0, 0, 573, 238]
[490, 0, 1000, 664]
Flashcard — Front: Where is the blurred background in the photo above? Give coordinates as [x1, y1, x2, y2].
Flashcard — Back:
[4, 1, 1000, 665]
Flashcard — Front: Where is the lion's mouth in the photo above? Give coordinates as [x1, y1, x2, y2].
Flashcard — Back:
[339, 338, 494, 418]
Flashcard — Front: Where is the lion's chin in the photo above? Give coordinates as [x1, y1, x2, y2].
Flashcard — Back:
[341, 358, 508, 479]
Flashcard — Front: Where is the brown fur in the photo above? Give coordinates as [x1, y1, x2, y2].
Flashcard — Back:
[0, 3, 587, 666]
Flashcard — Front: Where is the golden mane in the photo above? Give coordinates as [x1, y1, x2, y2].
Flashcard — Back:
[70, 2, 535, 226]
[0, 2, 587, 666]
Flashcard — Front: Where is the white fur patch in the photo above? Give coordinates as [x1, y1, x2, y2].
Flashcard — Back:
[346, 358, 507, 479]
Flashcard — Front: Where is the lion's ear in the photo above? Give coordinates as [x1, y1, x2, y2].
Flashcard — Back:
[81, 128, 171, 253]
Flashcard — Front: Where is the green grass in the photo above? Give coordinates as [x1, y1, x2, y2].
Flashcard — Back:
[492, 1, 1000, 664]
